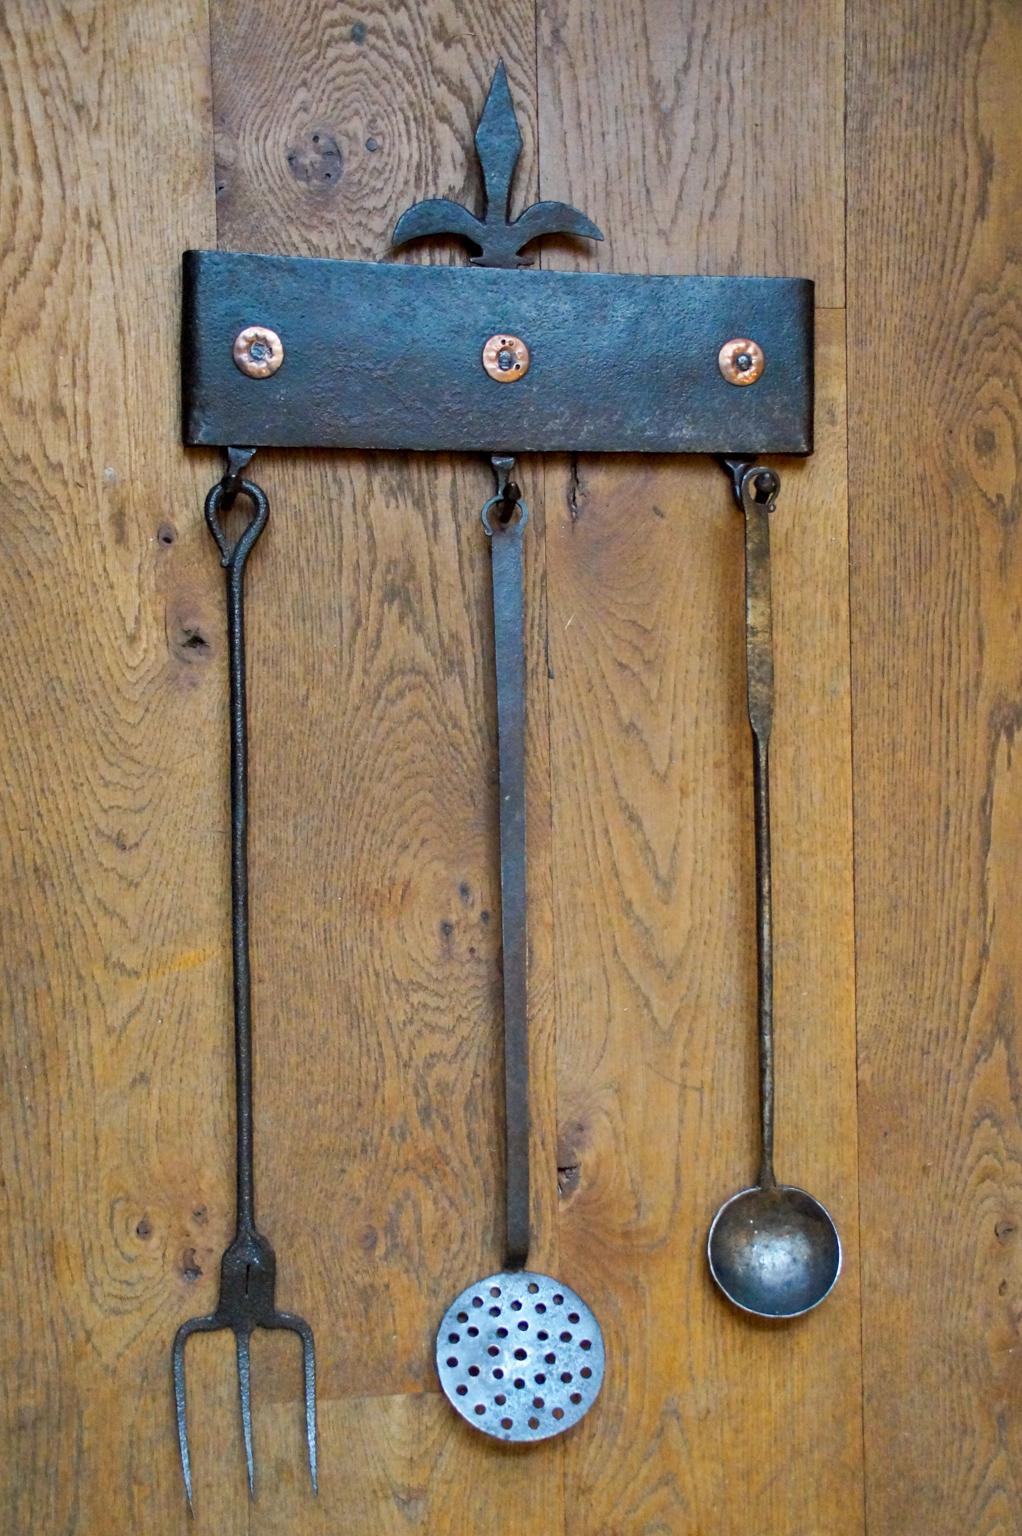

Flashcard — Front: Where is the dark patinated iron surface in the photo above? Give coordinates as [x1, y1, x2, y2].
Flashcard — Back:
[482, 461, 530, 1267]
[392, 60, 603, 269]
[181, 254, 813, 455]
[172, 477, 317, 1510]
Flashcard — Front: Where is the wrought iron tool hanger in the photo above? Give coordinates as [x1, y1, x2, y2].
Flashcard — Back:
[176, 59, 820, 1503]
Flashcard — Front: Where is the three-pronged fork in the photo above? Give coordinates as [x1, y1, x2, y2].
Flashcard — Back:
[172, 471, 317, 1511]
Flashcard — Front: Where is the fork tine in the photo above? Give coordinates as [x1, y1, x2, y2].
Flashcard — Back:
[172, 1314, 220, 1515]
[236, 1331, 255, 1497]
[272, 1312, 318, 1494]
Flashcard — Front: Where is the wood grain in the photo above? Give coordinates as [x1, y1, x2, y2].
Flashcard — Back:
[0, 0, 225, 1531]
[847, 2, 1022, 1532]
[539, 5, 856, 1525]
[536, 0, 845, 306]
[8, 0, 1021, 1531]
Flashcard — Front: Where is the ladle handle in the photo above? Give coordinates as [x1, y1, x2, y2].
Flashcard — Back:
[483, 482, 530, 1269]
[730, 461, 779, 1192]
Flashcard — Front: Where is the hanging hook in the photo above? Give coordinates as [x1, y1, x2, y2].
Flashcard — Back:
[482, 454, 528, 535]
[218, 445, 258, 511]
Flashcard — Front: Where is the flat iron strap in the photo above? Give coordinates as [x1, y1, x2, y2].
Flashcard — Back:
[486, 503, 530, 1268]
[182, 252, 814, 456]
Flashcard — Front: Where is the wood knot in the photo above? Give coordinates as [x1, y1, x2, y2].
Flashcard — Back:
[167, 596, 214, 668]
[557, 1163, 581, 1199]
[181, 1248, 203, 1282]
[287, 129, 343, 189]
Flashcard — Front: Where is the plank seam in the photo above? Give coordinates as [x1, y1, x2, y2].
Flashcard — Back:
[842, 0, 870, 1526]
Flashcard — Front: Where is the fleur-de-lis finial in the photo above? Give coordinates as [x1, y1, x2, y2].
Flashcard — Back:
[392, 61, 603, 268]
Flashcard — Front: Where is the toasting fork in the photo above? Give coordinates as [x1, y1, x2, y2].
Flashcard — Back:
[171, 473, 317, 1511]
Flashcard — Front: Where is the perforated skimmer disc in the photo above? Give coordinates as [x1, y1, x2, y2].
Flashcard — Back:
[436, 1271, 605, 1442]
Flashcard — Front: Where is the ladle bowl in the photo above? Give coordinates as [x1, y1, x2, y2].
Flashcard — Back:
[707, 1183, 841, 1319]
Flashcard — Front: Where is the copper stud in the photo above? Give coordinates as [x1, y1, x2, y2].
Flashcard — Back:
[482, 333, 530, 382]
[718, 338, 765, 385]
[233, 325, 284, 379]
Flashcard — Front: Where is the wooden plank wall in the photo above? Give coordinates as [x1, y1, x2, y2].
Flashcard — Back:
[848, 2, 1022, 1531]
[0, 1, 1019, 1533]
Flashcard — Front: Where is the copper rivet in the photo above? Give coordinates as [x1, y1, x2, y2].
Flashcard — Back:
[233, 325, 284, 379]
[482, 333, 530, 382]
[718, 337, 765, 385]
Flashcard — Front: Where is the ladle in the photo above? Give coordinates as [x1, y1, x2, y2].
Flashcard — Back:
[706, 460, 842, 1320]
[435, 458, 605, 1441]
